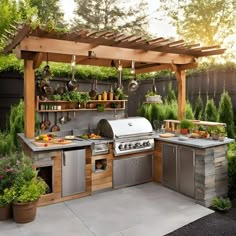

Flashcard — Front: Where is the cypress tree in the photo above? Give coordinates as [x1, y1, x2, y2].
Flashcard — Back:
[194, 94, 204, 120]
[205, 97, 218, 122]
[218, 91, 235, 138]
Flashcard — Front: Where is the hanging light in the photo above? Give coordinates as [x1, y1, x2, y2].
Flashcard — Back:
[131, 61, 135, 74]
[118, 60, 122, 71]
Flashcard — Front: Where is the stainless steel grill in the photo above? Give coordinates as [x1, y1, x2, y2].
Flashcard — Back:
[97, 117, 154, 156]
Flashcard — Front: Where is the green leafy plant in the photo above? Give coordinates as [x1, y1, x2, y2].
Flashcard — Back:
[180, 119, 194, 129]
[13, 177, 48, 203]
[0, 188, 15, 207]
[227, 142, 236, 199]
[80, 92, 90, 105]
[145, 90, 158, 97]
[51, 94, 61, 101]
[212, 197, 232, 211]
[96, 104, 105, 112]
[61, 91, 81, 102]
[110, 102, 119, 108]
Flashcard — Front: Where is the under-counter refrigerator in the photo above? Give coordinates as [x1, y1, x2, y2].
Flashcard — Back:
[62, 149, 86, 197]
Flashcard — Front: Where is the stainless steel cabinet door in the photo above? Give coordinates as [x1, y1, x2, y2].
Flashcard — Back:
[113, 158, 134, 188]
[135, 155, 153, 184]
[62, 149, 86, 197]
[178, 147, 195, 197]
[162, 144, 177, 190]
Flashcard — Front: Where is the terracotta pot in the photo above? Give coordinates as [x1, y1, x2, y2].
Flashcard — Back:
[0, 205, 12, 221]
[181, 128, 188, 135]
[13, 200, 38, 223]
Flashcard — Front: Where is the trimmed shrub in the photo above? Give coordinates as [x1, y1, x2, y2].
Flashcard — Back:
[205, 98, 218, 122]
[218, 91, 235, 138]
[194, 94, 204, 120]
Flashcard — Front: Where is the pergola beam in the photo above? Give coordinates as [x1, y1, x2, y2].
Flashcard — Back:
[19, 36, 195, 65]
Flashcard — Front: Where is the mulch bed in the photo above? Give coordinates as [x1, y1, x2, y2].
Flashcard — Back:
[166, 206, 236, 236]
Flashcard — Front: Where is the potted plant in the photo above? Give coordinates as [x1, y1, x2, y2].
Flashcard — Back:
[79, 92, 90, 108]
[145, 90, 162, 103]
[97, 104, 105, 112]
[0, 188, 14, 220]
[210, 126, 226, 140]
[212, 197, 232, 212]
[5, 154, 48, 223]
[12, 177, 47, 223]
[180, 119, 194, 135]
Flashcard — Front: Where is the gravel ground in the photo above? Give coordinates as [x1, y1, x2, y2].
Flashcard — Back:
[166, 206, 236, 236]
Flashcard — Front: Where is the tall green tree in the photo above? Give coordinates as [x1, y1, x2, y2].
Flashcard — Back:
[204, 97, 218, 122]
[218, 90, 235, 138]
[194, 94, 204, 120]
[72, 0, 150, 35]
[28, 0, 64, 27]
[159, 0, 236, 46]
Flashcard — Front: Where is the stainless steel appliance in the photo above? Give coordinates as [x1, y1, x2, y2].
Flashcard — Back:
[162, 143, 195, 198]
[62, 148, 86, 197]
[96, 117, 154, 189]
[97, 117, 154, 156]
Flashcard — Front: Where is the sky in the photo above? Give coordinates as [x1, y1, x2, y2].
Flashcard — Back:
[59, 0, 176, 37]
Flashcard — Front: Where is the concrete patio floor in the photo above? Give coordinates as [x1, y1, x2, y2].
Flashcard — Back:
[0, 182, 213, 236]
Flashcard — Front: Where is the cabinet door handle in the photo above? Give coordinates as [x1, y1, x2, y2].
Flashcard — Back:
[63, 153, 66, 166]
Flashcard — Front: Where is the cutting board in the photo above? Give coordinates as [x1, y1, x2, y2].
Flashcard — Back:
[159, 133, 175, 138]
[32, 139, 72, 147]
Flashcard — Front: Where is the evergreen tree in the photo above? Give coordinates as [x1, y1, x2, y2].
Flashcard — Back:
[28, 0, 64, 27]
[194, 94, 204, 120]
[72, 0, 150, 35]
[204, 97, 218, 122]
[218, 91, 235, 138]
[166, 82, 176, 103]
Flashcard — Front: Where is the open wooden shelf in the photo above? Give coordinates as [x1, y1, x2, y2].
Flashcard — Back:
[35, 96, 127, 112]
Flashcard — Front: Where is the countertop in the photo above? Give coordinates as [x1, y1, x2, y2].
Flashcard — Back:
[18, 133, 92, 152]
[154, 134, 234, 148]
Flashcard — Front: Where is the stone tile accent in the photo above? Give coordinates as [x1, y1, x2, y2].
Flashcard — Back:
[194, 145, 228, 207]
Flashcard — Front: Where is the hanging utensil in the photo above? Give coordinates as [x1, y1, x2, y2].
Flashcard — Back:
[51, 113, 60, 132]
[152, 78, 157, 94]
[128, 75, 139, 92]
[59, 112, 65, 125]
[67, 55, 79, 91]
[66, 111, 71, 122]
[117, 60, 123, 89]
[89, 80, 96, 99]
[40, 113, 46, 130]
[44, 112, 51, 129]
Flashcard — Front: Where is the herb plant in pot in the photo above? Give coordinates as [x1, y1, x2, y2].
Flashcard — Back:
[180, 119, 193, 135]
[0, 188, 14, 220]
[9, 155, 48, 223]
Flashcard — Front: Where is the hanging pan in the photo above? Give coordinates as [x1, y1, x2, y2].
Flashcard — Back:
[128, 75, 139, 92]
[67, 55, 79, 91]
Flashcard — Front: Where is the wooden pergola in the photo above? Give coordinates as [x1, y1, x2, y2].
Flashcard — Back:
[3, 24, 225, 138]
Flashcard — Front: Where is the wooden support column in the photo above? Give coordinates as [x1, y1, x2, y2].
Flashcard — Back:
[172, 64, 186, 120]
[24, 60, 35, 138]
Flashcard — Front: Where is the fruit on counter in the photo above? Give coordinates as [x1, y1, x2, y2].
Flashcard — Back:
[35, 133, 57, 141]
[80, 133, 101, 139]
[80, 134, 89, 139]
[89, 133, 101, 139]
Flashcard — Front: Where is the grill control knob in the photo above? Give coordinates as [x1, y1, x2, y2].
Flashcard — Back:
[146, 141, 150, 146]
[118, 144, 123, 150]
[124, 144, 128, 149]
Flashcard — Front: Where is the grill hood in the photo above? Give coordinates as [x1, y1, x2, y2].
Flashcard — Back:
[96, 117, 153, 139]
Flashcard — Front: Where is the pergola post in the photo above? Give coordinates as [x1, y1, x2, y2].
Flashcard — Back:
[172, 65, 186, 120]
[24, 60, 35, 138]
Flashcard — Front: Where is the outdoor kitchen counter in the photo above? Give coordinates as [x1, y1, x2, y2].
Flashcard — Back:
[18, 133, 92, 152]
[154, 134, 234, 148]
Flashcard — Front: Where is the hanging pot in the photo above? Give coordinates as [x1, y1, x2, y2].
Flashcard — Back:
[67, 56, 79, 91]
[128, 76, 139, 92]
[51, 113, 60, 132]
[42, 53, 51, 79]
[89, 80, 97, 99]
